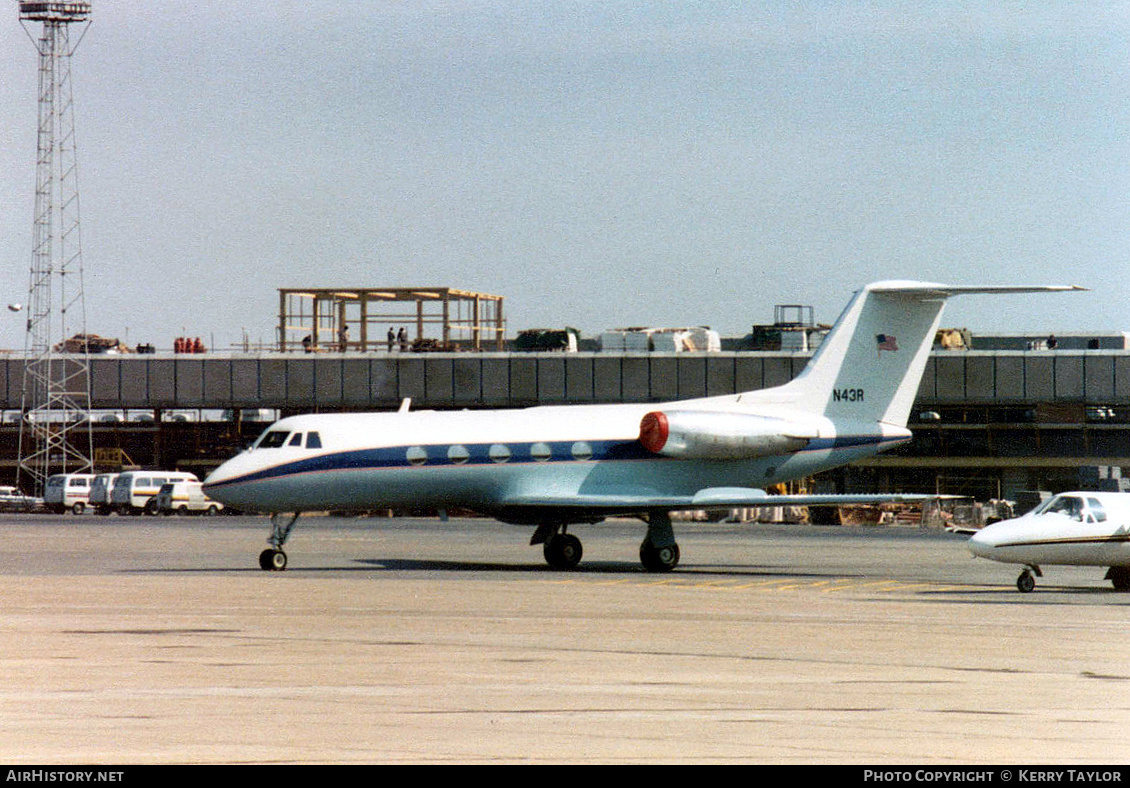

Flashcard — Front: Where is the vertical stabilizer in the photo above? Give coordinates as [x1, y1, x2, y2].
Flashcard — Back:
[740, 281, 1083, 428]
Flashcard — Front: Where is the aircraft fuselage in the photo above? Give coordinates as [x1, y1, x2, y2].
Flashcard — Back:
[204, 402, 907, 519]
[969, 491, 1130, 592]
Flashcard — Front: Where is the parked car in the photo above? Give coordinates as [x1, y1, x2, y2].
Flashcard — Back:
[0, 485, 43, 512]
[43, 473, 95, 514]
[111, 471, 199, 515]
[88, 473, 119, 516]
[155, 481, 223, 516]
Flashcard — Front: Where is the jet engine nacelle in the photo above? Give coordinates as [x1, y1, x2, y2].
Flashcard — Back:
[639, 410, 816, 460]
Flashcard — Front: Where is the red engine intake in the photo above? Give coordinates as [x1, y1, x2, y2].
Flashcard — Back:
[639, 411, 669, 453]
[637, 409, 816, 460]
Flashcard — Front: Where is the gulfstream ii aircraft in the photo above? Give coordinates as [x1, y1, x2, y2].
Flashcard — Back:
[203, 281, 1080, 572]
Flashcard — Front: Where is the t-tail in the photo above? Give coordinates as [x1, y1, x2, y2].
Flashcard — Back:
[740, 281, 1085, 429]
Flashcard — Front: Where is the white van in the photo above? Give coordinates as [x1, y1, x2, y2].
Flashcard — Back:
[111, 470, 199, 515]
[156, 481, 223, 516]
[88, 473, 119, 516]
[43, 473, 96, 514]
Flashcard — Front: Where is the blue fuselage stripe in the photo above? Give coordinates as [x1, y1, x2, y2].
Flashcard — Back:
[204, 434, 897, 492]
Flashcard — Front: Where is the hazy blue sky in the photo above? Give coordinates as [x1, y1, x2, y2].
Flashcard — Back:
[0, 1, 1126, 351]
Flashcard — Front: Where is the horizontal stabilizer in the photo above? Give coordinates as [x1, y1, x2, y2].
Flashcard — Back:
[865, 282, 1086, 296]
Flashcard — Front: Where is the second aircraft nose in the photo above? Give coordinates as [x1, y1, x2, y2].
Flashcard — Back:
[968, 530, 992, 559]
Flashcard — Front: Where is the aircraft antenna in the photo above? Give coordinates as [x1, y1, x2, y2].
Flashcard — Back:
[15, 1, 94, 494]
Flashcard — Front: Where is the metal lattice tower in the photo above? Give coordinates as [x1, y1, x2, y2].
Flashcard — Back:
[16, 1, 93, 494]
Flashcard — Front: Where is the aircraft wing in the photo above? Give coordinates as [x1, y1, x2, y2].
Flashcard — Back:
[497, 487, 945, 515]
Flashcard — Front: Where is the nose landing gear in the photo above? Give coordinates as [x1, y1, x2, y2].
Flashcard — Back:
[259, 548, 288, 571]
[1016, 564, 1041, 593]
[259, 512, 300, 571]
[1016, 570, 1035, 593]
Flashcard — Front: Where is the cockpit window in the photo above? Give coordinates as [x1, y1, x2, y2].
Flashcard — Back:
[1041, 495, 1085, 521]
[1088, 498, 1107, 522]
[288, 433, 304, 447]
[257, 431, 291, 449]
[306, 431, 322, 449]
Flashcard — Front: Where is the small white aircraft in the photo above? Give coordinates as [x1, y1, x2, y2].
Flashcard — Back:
[203, 281, 1081, 572]
[969, 491, 1130, 592]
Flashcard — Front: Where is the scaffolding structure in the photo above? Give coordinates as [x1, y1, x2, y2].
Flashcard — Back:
[16, 1, 94, 494]
[278, 288, 506, 352]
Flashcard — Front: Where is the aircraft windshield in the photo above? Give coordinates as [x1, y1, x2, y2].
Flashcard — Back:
[1035, 495, 1085, 521]
[253, 430, 324, 450]
[1087, 498, 1107, 522]
[256, 431, 291, 449]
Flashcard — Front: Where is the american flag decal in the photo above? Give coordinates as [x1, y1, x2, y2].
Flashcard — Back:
[876, 334, 899, 353]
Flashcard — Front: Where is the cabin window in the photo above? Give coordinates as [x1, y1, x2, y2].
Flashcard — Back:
[448, 445, 470, 465]
[571, 441, 593, 461]
[288, 433, 304, 447]
[531, 442, 552, 462]
[258, 431, 291, 449]
[406, 446, 428, 467]
[488, 444, 510, 463]
[306, 431, 322, 449]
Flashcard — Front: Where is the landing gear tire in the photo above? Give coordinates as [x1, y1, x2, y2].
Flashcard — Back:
[640, 539, 680, 573]
[543, 533, 583, 570]
[1016, 570, 1035, 593]
[259, 548, 287, 571]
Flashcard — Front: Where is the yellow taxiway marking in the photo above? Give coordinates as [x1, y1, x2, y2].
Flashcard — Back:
[551, 575, 970, 594]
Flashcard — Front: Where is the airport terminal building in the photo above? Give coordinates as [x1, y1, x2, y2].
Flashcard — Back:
[0, 337, 1126, 504]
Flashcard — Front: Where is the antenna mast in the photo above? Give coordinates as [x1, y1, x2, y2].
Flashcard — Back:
[16, 1, 94, 494]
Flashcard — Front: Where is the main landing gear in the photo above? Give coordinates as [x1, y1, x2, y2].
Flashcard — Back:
[639, 511, 680, 572]
[531, 524, 584, 570]
[544, 531, 583, 570]
[531, 512, 681, 573]
[259, 512, 300, 571]
[1017, 566, 1130, 593]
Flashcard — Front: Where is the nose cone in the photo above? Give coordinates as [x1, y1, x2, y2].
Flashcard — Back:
[202, 460, 231, 489]
[968, 518, 1026, 561]
[968, 527, 997, 559]
[202, 456, 245, 504]
[203, 449, 288, 513]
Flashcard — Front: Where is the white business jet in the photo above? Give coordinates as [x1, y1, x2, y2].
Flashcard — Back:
[203, 281, 1080, 572]
[969, 491, 1130, 592]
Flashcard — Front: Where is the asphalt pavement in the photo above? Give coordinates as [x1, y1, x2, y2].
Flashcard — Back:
[1, 514, 1127, 764]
